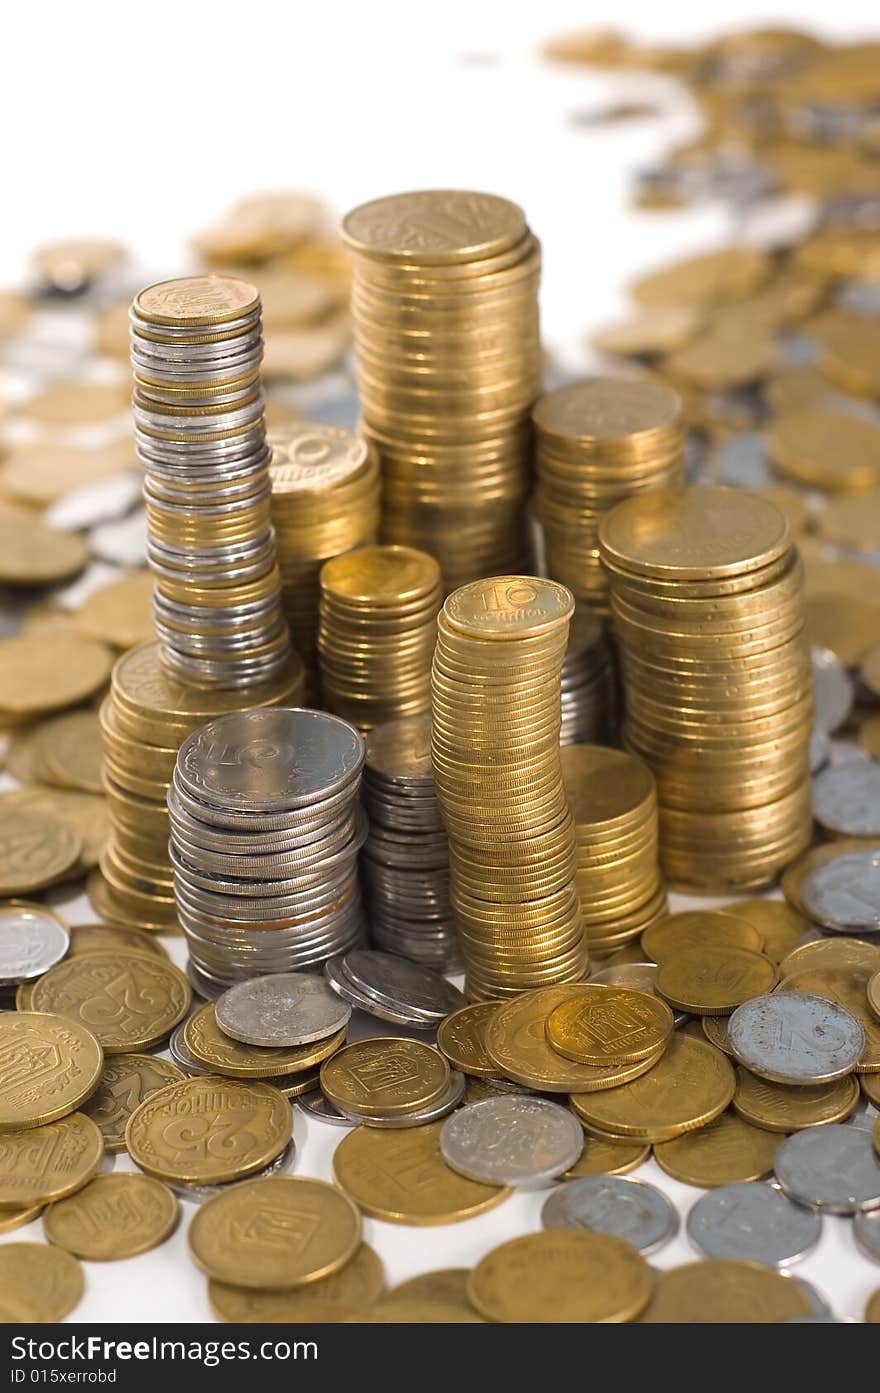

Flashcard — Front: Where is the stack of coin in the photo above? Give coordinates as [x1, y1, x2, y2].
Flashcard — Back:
[318, 546, 442, 731]
[533, 379, 685, 616]
[168, 708, 366, 992]
[600, 487, 813, 889]
[95, 642, 305, 932]
[268, 422, 380, 688]
[130, 275, 291, 687]
[431, 576, 588, 1001]
[359, 716, 457, 970]
[560, 605, 619, 746]
[342, 190, 541, 590]
[560, 745, 666, 955]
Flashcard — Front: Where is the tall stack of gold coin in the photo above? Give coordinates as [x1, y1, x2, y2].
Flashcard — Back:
[533, 379, 685, 615]
[268, 422, 380, 689]
[318, 545, 442, 731]
[431, 576, 588, 1001]
[600, 487, 813, 889]
[342, 190, 541, 590]
[93, 642, 304, 931]
[560, 744, 666, 957]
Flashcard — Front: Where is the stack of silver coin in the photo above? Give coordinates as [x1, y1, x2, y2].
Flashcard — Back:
[560, 606, 619, 747]
[168, 708, 367, 993]
[130, 274, 291, 688]
[360, 716, 458, 970]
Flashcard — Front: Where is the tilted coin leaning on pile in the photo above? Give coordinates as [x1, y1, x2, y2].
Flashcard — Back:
[3, 23, 880, 1324]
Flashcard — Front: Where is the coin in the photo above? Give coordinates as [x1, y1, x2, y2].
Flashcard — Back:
[564, 1135, 651, 1179]
[125, 1076, 292, 1184]
[545, 985, 674, 1065]
[214, 973, 352, 1047]
[801, 849, 880, 933]
[31, 951, 191, 1053]
[811, 647, 854, 733]
[570, 1035, 735, 1142]
[440, 1096, 583, 1186]
[718, 899, 812, 964]
[0, 902, 69, 984]
[0, 508, 89, 586]
[43, 1173, 178, 1260]
[1, 787, 109, 873]
[774, 1123, 880, 1213]
[380, 1268, 478, 1320]
[854, 1208, 880, 1263]
[349, 1298, 484, 1323]
[733, 1066, 860, 1133]
[654, 1111, 780, 1186]
[0, 633, 113, 716]
[779, 967, 880, 1070]
[868, 1289, 880, 1324]
[333, 1121, 510, 1224]
[68, 923, 168, 958]
[437, 1003, 499, 1078]
[0, 1112, 103, 1206]
[686, 1182, 822, 1266]
[0, 1203, 43, 1235]
[468, 1230, 653, 1323]
[639, 1258, 814, 1322]
[189, 1176, 360, 1289]
[541, 1175, 677, 1254]
[209, 1243, 385, 1323]
[75, 570, 155, 650]
[33, 709, 104, 794]
[642, 910, 764, 962]
[334, 1070, 465, 1128]
[727, 991, 866, 1084]
[0, 1013, 103, 1130]
[780, 936, 880, 978]
[0, 807, 81, 894]
[0, 1243, 84, 1322]
[81, 1054, 185, 1152]
[339, 949, 464, 1022]
[321, 1038, 450, 1119]
[296, 1090, 351, 1127]
[655, 946, 778, 1015]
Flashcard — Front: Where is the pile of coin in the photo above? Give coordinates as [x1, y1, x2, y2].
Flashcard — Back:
[131, 275, 291, 687]
[600, 487, 813, 889]
[168, 708, 366, 992]
[342, 190, 541, 590]
[533, 379, 685, 614]
[560, 744, 666, 957]
[268, 422, 380, 689]
[359, 716, 457, 970]
[431, 576, 588, 1001]
[95, 642, 304, 931]
[318, 546, 442, 731]
[560, 605, 619, 746]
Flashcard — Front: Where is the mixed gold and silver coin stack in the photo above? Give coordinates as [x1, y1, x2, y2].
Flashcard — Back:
[168, 708, 366, 992]
[268, 422, 380, 689]
[560, 606, 619, 746]
[95, 642, 305, 932]
[533, 378, 685, 615]
[318, 545, 442, 731]
[560, 744, 666, 958]
[342, 190, 541, 590]
[131, 275, 291, 688]
[360, 716, 457, 971]
[431, 576, 588, 1001]
[600, 487, 813, 890]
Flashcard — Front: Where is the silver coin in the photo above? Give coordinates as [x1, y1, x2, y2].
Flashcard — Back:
[166, 1138, 296, 1204]
[589, 961, 688, 1026]
[341, 949, 464, 1022]
[296, 1090, 352, 1127]
[715, 433, 773, 489]
[45, 472, 142, 533]
[854, 1207, 880, 1262]
[812, 761, 880, 838]
[0, 904, 69, 985]
[812, 647, 854, 734]
[686, 1182, 822, 1266]
[801, 849, 880, 933]
[168, 1020, 212, 1075]
[323, 956, 436, 1030]
[727, 991, 866, 1084]
[439, 1095, 583, 1188]
[810, 727, 831, 773]
[336, 1071, 465, 1129]
[541, 1175, 678, 1254]
[89, 508, 148, 566]
[214, 973, 351, 1047]
[774, 1123, 880, 1213]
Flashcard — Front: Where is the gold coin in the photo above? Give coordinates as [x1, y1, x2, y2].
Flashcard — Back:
[781, 967, 880, 1071]
[806, 594, 880, 666]
[0, 633, 113, 716]
[0, 505, 89, 585]
[184, 1003, 345, 1079]
[342, 190, 526, 265]
[866, 1289, 880, 1323]
[868, 969, 880, 1023]
[321, 1038, 449, 1118]
[861, 1074, 880, 1108]
[701, 1016, 735, 1056]
[592, 306, 703, 357]
[68, 923, 168, 958]
[43, 1173, 178, 1260]
[0, 1013, 103, 1130]
[31, 951, 190, 1053]
[135, 275, 259, 328]
[818, 490, 880, 554]
[768, 408, 880, 492]
[23, 379, 130, 428]
[0, 1112, 103, 1206]
[545, 985, 673, 1065]
[779, 935, 880, 979]
[733, 1066, 859, 1133]
[0, 787, 109, 871]
[642, 909, 764, 962]
[0, 1202, 42, 1234]
[654, 1111, 779, 1186]
[0, 806, 81, 894]
[639, 1259, 813, 1323]
[564, 1135, 651, 1179]
[383, 1268, 479, 1319]
[33, 709, 104, 793]
[333, 1121, 509, 1225]
[349, 1299, 484, 1323]
[468, 1230, 653, 1323]
[81, 1053, 185, 1151]
[0, 1243, 84, 1322]
[437, 1003, 500, 1078]
[35, 237, 125, 291]
[209, 1244, 385, 1323]
[718, 899, 811, 964]
[570, 1034, 735, 1142]
[655, 946, 778, 1016]
[76, 570, 154, 650]
[126, 1075, 292, 1184]
[189, 1176, 360, 1289]
[630, 247, 769, 308]
[443, 575, 574, 641]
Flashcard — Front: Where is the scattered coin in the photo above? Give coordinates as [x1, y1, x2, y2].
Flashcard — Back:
[717, 899, 812, 965]
[564, 1135, 651, 1179]
[655, 945, 778, 1016]
[335, 1071, 466, 1128]
[340, 949, 465, 1023]
[639, 1257, 814, 1323]
[68, 923, 168, 958]
[813, 761, 880, 839]
[185, 1003, 345, 1079]
[379, 1268, 478, 1321]
[0, 806, 82, 894]
[437, 1002, 499, 1078]
[32, 951, 190, 1053]
[209, 1243, 385, 1323]
[727, 991, 866, 1083]
[541, 1175, 678, 1253]
[0, 902, 69, 985]
[74, 569, 154, 650]
[0, 1203, 43, 1235]
[780, 966, 880, 1070]
[866, 1289, 880, 1323]
[642, 910, 764, 962]
[0, 632, 113, 716]
[0, 1013, 103, 1129]
[801, 849, 880, 933]
[32, 709, 104, 793]
[297, 1090, 352, 1126]
[0, 1243, 84, 1323]
[545, 984, 674, 1065]
[468, 1230, 653, 1323]
[81, 1054, 185, 1152]
[654, 1111, 780, 1186]
[321, 1038, 450, 1120]
[733, 1066, 860, 1133]
[774, 1123, 880, 1213]
[43, 1173, 179, 1260]
[0, 1112, 104, 1206]
[687, 1182, 822, 1266]
[214, 972, 351, 1047]
[440, 1096, 583, 1187]
[570, 1035, 735, 1143]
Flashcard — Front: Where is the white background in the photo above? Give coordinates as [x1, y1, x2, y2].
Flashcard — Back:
[2, 0, 880, 1325]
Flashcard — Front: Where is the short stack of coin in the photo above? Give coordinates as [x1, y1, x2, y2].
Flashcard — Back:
[533, 379, 685, 616]
[131, 275, 291, 687]
[268, 422, 380, 688]
[561, 744, 666, 956]
[560, 605, 619, 746]
[359, 716, 457, 971]
[431, 576, 588, 1001]
[342, 190, 541, 590]
[318, 545, 442, 731]
[168, 708, 366, 992]
[95, 642, 305, 931]
[600, 487, 813, 889]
